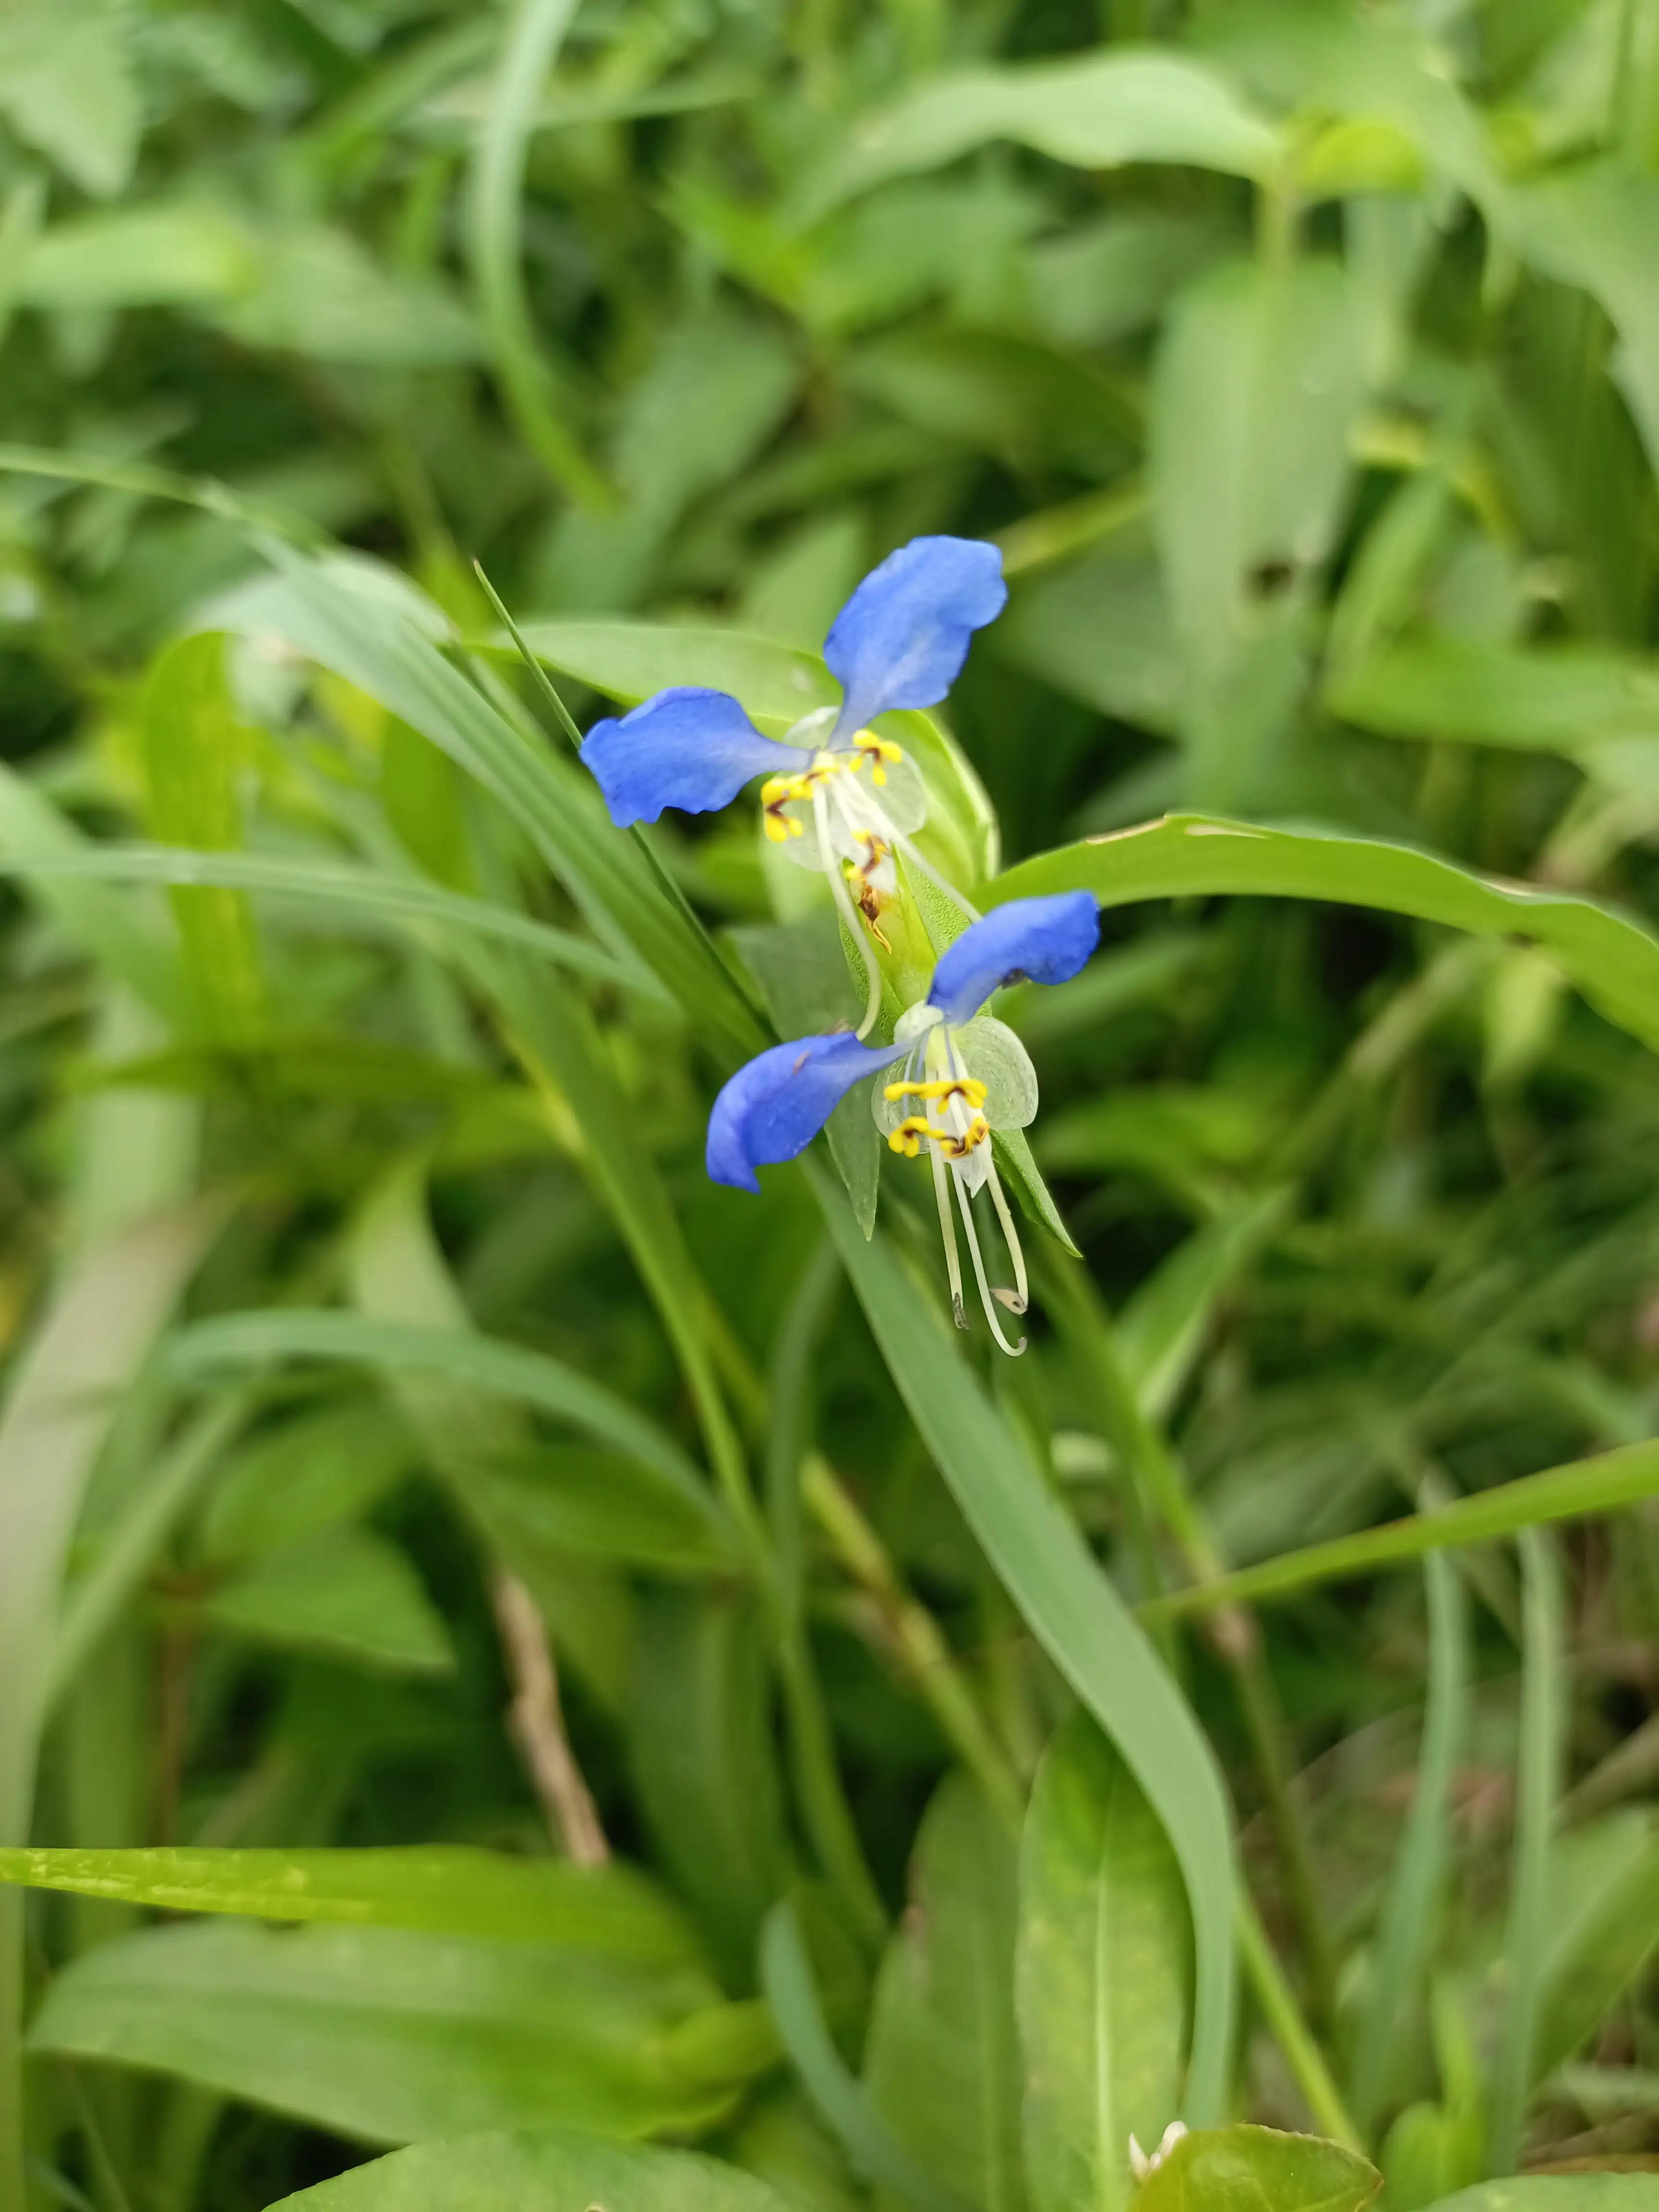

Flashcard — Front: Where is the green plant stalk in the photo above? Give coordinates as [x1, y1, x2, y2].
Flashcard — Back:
[1237, 1896, 1363, 2149]
[802, 1456, 1026, 1833]
[1489, 1532, 1566, 2174]
[1140, 1441, 1659, 1621]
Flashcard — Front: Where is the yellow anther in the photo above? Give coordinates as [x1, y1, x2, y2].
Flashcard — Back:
[881, 1075, 988, 1106]
[887, 1116, 938, 1157]
[853, 732, 904, 786]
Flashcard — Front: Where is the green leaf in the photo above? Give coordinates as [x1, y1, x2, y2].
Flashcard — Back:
[1327, 636, 1659, 756]
[1535, 1812, 1659, 2079]
[1426, 2185, 1659, 2212]
[262, 2127, 804, 2212]
[810, 1161, 1237, 2128]
[1116, 1190, 1291, 1422]
[990, 817, 1659, 1060]
[1497, 166, 1659, 479]
[216, 227, 480, 367]
[1138, 1440, 1659, 1624]
[470, 1446, 742, 1575]
[796, 53, 1281, 221]
[169, 1309, 709, 1508]
[1018, 1717, 1191, 2212]
[0, 1847, 704, 1964]
[18, 203, 256, 310]
[865, 1776, 1025, 2212]
[25, 1920, 750, 2145]
[0, 1, 138, 199]
[198, 1403, 415, 1563]
[200, 1529, 456, 1677]
[518, 617, 998, 889]
[0, 766, 185, 1023]
[1150, 259, 1363, 807]
[1132, 2125, 1381, 2212]
[142, 633, 264, 1048]
[0, 841, 662, 996]
[628, 1587, 792, 1989]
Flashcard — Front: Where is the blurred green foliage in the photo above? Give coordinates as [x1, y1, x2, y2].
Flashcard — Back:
[1, 1, 1659, 2210]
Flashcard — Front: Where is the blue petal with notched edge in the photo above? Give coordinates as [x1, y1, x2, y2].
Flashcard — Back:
[580, 687, 809, 828]
[824, 537, 1007, 742]
[707, 1031, 890, 1194]
[927, 893, 1099, 1027]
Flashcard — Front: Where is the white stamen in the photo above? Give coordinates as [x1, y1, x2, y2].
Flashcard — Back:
[953, 1172, 1026, 1357]
[986, 1161, 1029, 1314]
[928, 1143, 967, 1329]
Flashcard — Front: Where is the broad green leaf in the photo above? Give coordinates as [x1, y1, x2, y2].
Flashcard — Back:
[628, 1587, 791, 1989]
[1132, 2125, 1380, 2212]
[797, 53, 1281, 221]
[1328, 636, 1659, 756]
[263, 2127, 803, 2212]
[990, 817, 1659, 1059]
[1428, 2185, 1659, 2212]
[469, 1445, 740, 1574]
[169, 1309, 709, 1507]
[865, 1776, 1025, 2212]
[1497, 167, 1659, 478]
[200, 1529, 456, 1677]
[198, 1403, 415, 1563]
[19, 203, 255, 310]
[0, 1, 138, 198]
[810, 1161, 1236, 2127]
[1535, 1812, 1659, 2078]
[518, 618, 998, 888]
[142, 633, 264, 1047]
[1150, 258, 1363, 807]
[995, 546, 1184, 737]
[26, 1920, 755, 2145]
[0, 1847, 703, 1964]
[216, 227, 480, 367]
[1018, 1718, 1191, 2212]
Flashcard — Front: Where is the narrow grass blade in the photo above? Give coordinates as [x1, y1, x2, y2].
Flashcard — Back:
[810, 1163, 1238, 2124]
[993, 815, 1659, 1059]
[1489, 1532, 1567, 2174]
[0, 843, 661, 995]
[1348, 1551, 1470, 2131]
[168, 1308, 718, 1517]
[1139, 1441, 1659, 1619]
[142, 634, 264, 1047]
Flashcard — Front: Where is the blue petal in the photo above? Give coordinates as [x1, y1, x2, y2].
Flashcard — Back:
[927, 893, 1100, 1027]
[580, 687, 808, 828]
[823, 536, 1007, 741]
[707, 1031, 889, 1194]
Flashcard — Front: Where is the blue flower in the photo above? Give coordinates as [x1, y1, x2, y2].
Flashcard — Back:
[580, 537, 1007, 1036]
[707, 892, 1098, 1352]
